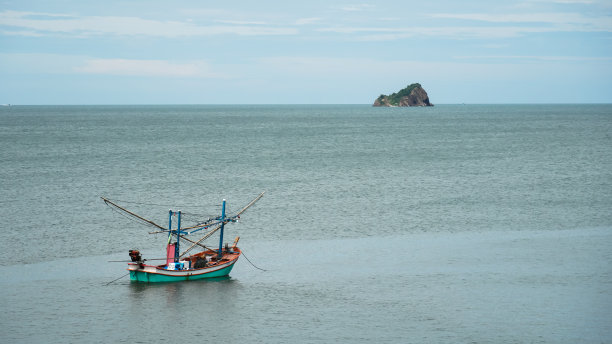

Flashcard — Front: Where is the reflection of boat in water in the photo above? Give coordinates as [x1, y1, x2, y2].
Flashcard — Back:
[102, 192, 264, 282]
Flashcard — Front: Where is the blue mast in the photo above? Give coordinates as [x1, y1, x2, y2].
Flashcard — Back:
[218, 199, 226, 259]
[167, 210, 173, 244]
[167, 210, 181, 263]
[175, 210, 181, 262]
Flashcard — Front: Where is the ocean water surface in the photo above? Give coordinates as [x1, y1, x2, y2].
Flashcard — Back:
[1, 104, 611, 343]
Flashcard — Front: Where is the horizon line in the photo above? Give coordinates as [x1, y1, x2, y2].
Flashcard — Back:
[2, 102, 612, 107]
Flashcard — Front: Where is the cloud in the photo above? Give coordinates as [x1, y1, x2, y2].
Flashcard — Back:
[311, 7, 611, 41]
[550, 0, 594, 3]
[214, 19, 268, 25]
[251, 55, 612, 104]
[295, 17, 322, 25]
[0, 53, 227, 78]
[316, 9, 612, 41]
[453, 55, 612, 62]
[431, 12, 612, 32]
[0, 53, 85, 74]
[339, 4, 376, 12]
[318, 25, 560, 40]
[0, 10, 298, 37]
[0, 29, 45, 37]
[75, 59, 223, 78]
[253, 56, 515, 86]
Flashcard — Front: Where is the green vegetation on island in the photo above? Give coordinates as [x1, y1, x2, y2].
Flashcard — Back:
[373, 83, 433, 107]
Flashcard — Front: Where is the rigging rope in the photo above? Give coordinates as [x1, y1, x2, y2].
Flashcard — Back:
[103, 197, 219, 211]
[102, 192, 264, 232]
[105, 271, 130, 286]
[101, 197, 166, 229]
[179, 224, 222, 258]
[240, 249, 268, 272]
[104, 200, 160, 228]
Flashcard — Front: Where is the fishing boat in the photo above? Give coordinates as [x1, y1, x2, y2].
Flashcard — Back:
[103, 192, 264, 283]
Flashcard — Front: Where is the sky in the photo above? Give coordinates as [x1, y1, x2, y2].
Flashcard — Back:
[1, 0, 611, 104]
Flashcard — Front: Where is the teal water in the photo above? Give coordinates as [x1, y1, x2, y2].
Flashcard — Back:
[1, 104, 611, 343]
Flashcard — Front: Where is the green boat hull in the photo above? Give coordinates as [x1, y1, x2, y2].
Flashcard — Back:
[129, 263, 236, 283]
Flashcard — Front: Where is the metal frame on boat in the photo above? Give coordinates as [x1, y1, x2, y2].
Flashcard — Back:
[103, 192, 264, 283]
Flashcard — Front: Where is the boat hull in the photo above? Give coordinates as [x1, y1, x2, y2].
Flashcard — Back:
[129, 262, 236, 282]
[128, 248, 240, 283]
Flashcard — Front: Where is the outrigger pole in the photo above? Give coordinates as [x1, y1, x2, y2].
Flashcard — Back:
[102, 192, 265, 260]
[101, 197, 166, 230]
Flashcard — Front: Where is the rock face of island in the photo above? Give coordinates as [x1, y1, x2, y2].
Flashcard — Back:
[373, 83, 433, 107]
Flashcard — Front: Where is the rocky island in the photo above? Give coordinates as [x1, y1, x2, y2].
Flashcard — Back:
[373, 83, 433, 107]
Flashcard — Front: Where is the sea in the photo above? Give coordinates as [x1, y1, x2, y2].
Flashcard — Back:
[0, 104, 611, 343]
